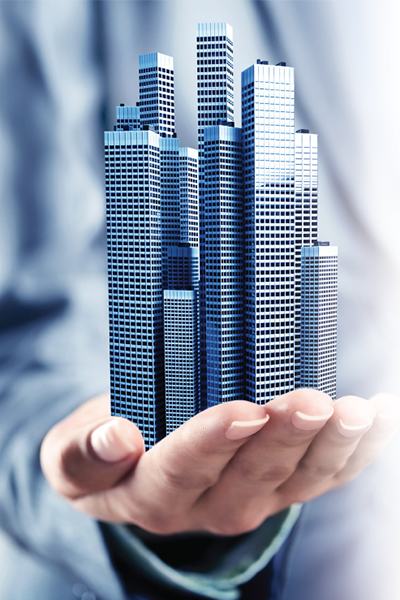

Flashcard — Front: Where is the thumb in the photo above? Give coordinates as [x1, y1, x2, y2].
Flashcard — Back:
[41, 416, 145, 500]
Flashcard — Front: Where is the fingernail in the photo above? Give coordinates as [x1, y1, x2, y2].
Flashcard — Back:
[336, 419, 373, 438]
[91, 420, 136, 462]
[226, 415, 270, 441]
[291, 408, 333, 431]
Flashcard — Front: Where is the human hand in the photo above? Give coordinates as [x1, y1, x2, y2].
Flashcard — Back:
[40, 390, 399, 535]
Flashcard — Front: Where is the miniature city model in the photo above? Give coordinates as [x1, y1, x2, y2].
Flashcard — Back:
[105, 23, 338, 450]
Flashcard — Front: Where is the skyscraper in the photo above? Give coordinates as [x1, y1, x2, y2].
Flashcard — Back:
[166, 244, 199, 291]
[116, 104, 141, 130]
[300, 243, 338, 399]
[197, 23, 234, 406]
[164, 290, 200, 434]
[105, 23, 338, 448]
[294, 130, 318, 386]
[160, 136, 181, 287]
[105, 129, 165, 449]
[164, 245, 200, 433]
[203, 123, 244, 407]
[139, 52, 175, 136]
[179, 147, 199, 246]
[242, 61, 296, 405]
[196, 22, 234, 142]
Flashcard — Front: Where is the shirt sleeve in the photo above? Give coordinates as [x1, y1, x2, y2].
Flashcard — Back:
[101, 505, 302, 599]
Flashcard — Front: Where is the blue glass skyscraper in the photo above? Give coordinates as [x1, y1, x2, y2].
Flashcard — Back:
[203, 124, 244, 406]
[105, 23, 338, 448]
[139, 52, 175, 136]
[164, 290, 200, 434]
[300, 243, 338, 399]
[116, 104, 141, 130]
[179, 147, 199, 246]
[164, 244, 200, 433]
[294, 130, 319, 386]
[166, 245, 199, 291]
[196, 22, 234, 140]
[197, 23, 234, 407]
[160, 136, 181, 287]
[242, 61, 296, 404]
[105, 129, 165, 449]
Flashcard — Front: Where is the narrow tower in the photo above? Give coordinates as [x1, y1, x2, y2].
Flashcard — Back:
[294, 130, 318, 386]
[139, 52, 175, 136]
[242, 61, 296, 404]
[179, 147, 199, 246]
[105, 129, 165, 449]
[164, 245, 200, 433]
[116, 104, 141, 130]
[300, 242, 338, 399]
[160, 136, 181, 287]
[197, 23, 234, 406]
[203, 123, 244, 407]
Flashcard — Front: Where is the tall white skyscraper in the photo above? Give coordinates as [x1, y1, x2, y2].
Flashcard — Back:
[242, 61, 296, 404]
[300, 243, 338, 399]
[139, 52, 175, 136]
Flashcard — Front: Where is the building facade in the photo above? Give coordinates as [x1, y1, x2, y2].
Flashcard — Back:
[300, 243, 338, 399]
[294, 130, 319, 386]
[105, 129, 165, 449]
[203, 124, 244, 406]
[164, 290, 200, 434]
[160, 136, 181, 287]
[197, 22, 234, 407]
[139, 52, 175, 136]
[242, 61, 296, 404]
[179, 147, 199, 246]
[116, 104, 141, 130]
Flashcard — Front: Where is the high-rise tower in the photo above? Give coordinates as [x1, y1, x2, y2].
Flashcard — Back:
[300, 242, 338, 399]
[160, 136, 181, 287]
[164, 245, 200, 433]
[197, 23, 234, 406]
[203, 124, 244, 407]
[294, 130, 318, 386]
[105, 129, 165, 449]
[139, 52, 175, 136]
[242, 61, 296, 404]
[179, 147, 199, 246]
[196, 22, 234, 143]
[116, 104, 141, 130]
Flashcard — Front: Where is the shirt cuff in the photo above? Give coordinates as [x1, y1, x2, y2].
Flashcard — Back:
[101, 504, 302, 600]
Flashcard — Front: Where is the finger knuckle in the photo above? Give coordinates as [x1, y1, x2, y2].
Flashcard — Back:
[162, 467, 218, 491]
[59, 445, 85, 484]
[300, 460, 345, 480]
[238, 461, 293, 484]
